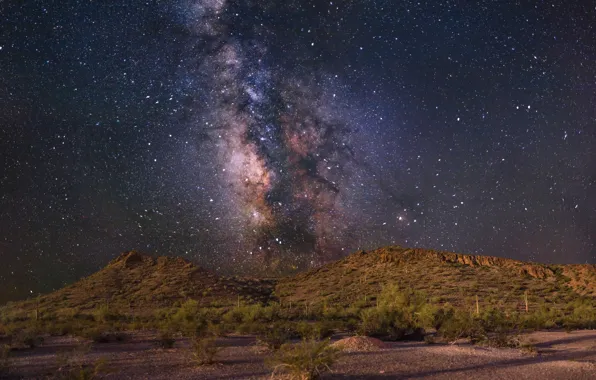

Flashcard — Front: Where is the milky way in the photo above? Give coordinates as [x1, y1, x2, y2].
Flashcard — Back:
[176, 0, 366, 268]
[1, 0, 594, 302]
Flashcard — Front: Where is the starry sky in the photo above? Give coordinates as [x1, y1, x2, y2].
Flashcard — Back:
[1, 0, 595, 302]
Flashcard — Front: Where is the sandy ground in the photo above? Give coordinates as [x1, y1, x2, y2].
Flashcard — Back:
[2, 330, 596, 379]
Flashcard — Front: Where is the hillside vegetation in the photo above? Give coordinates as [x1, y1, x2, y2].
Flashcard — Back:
[1, 251, 273, 319]
[1, 246, 595, 331]
[1, 245, 595, 378]
[276, 246, 596, 311]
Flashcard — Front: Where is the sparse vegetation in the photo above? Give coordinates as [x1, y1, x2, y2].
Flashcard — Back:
[257, 322, 294, 350]
[55, 349, 107, 380]
[0, 247, 595, 377]
[190, 336, 221, 366]
[268, 339, 340, 380]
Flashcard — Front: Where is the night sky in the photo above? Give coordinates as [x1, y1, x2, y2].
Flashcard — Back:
[1, 0, 595, 302]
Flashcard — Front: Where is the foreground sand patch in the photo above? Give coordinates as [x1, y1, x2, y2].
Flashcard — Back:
[332, 336, 388, 352]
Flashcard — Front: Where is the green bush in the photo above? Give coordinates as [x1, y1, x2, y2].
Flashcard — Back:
[356, 285, 439, 340]
[203, 322, 227, 337]
[267, 339, 340, 380]
[357, 307, 409, 340]
[222, 308, 244, 324]
[565, 299, 596, 329]
[295, 321, 313, 339]
[480, 308, 512, 333]
[191, 336, 221, 366]
[236, 322, 264, 335]
[437, 310, 485, 342]
[257, 322, 294, 350]
[311, 322, 334, 339]
[519, 306, 558, 330]
[94, 303, 118, 323]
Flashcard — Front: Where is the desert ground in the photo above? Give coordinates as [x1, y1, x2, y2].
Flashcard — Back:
[3, 330, 596, 379]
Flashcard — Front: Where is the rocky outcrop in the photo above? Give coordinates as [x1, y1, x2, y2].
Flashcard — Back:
[519, 265, 555, 279]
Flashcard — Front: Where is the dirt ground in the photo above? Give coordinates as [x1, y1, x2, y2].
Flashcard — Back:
[3, 330, 596, 379]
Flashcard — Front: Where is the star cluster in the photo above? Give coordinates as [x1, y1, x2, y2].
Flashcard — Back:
[1, 0, 594, 302]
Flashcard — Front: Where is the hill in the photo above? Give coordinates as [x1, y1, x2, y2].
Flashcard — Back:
[275, 246, 596, 311]
[2, 246, 595, 319]
[1, 250, 274, 318]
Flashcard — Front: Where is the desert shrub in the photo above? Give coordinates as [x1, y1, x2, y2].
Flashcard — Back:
[480, 308, 513, 333]
[94, 303, 120, 323]
[437, 310, 485, 342]
[357, 285, 438, 340]
[257, 322, 294, 350]
[297, 321, 334, 340]
[242, 305, 264, 323]
[357, 307, 410, 340]
[482, 331, 518, 348]
[236, 322, 263, 335]
[295, 321, 313, 339]
[321, 305, 343, 320]
[129, 318, 145, 331]
[481, 332, 536, 354]
[55, 352, 106, 380]
[565, 300, 596, 329]
[519, 306, 558, 330]
[232, 304, 279, 324]
[191, 336, 221, 366]
[222, 308, 244, 324]
[431, 305, 455, 330]
[206, 321, 230, 337]
[267, 339, 340, 380]
[342, 318, 360, 333]
[261, 303, 282, 321]
[169, 300, 209, 335]
[157, 330, 175, 348]
[377, 285, 425, 310]
[57, 308, 80, 320]
[47, 322, 74, 336]
[316, 321, 335, 339]
[11, 329, 44, 348]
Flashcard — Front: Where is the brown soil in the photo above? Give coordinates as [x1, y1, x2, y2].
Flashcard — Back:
[2, 330, 596, 379]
